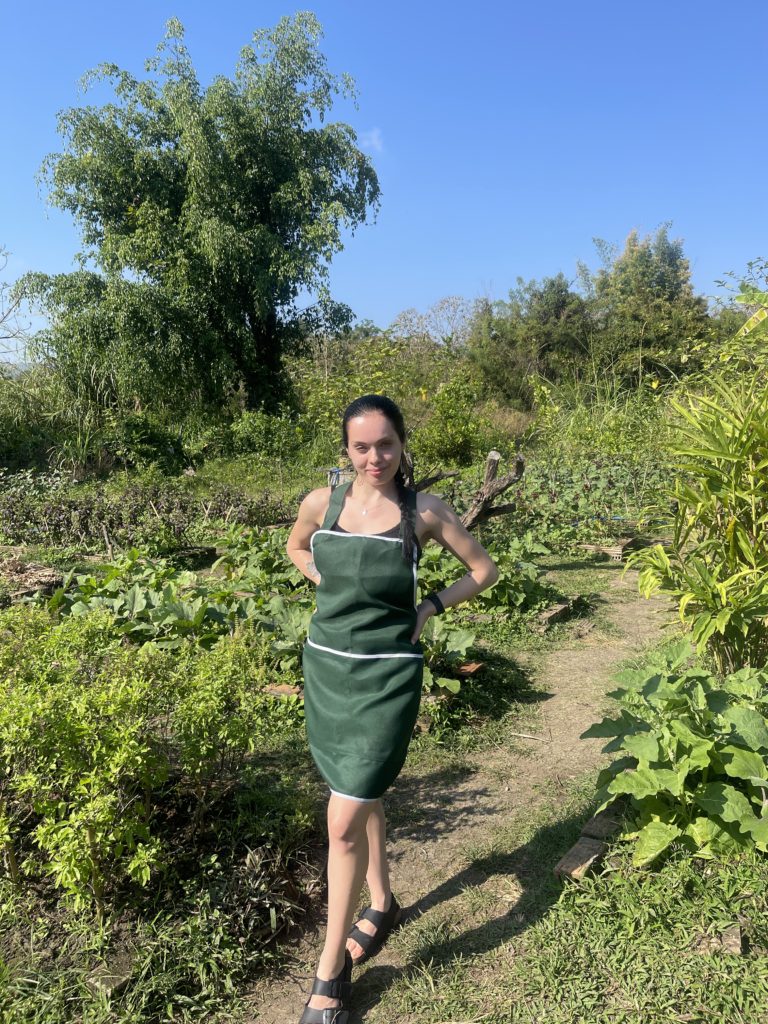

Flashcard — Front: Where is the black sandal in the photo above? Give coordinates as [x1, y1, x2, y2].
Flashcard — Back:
[347, 894, 402, 966]
[299, 950, 352, 1024]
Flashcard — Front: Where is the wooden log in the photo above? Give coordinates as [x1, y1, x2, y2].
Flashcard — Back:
[264, 684, 302, 697]
[554, 836, 607, 881]
[580, 802, 626, 841]
[414, 469, 461, 491]
[460, 451, 525, 531]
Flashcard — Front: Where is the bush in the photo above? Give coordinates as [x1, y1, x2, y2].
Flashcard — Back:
[99, 413, 187, 474]
[410, 370, 498, 467]
[582, 641, 768, 866]
[0, 604, 305, 912]
[230, 409, 305, 460]
[629, 375, 768, 673]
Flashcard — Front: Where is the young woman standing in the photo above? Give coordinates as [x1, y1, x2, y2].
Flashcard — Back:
[286, 394, 498, 1023]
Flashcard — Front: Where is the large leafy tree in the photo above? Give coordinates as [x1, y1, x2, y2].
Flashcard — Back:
[467, 273, 590, 406]
[22, 14, 380, 413]
[587, 226, 709, 382]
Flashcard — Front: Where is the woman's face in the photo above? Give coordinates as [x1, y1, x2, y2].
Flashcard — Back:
[345, 411, 403, 486]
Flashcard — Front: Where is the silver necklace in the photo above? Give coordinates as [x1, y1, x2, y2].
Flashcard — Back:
[356, 490, 385, 516]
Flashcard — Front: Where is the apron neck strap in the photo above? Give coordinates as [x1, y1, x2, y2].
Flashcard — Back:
[321, 479, 353, 530]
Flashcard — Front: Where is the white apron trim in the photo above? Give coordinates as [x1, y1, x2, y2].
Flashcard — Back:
[329, 788, 377, 803]
[310, 528, 420, 611]
[306, 638, 423, 660]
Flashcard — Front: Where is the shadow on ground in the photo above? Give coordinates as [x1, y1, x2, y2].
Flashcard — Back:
[351, 807, 589, 1020]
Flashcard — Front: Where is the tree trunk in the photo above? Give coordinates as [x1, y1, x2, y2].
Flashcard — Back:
[460, 450, 525, 531]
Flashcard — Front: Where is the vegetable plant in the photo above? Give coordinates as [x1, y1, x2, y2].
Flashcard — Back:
[582, 641, 768, 866]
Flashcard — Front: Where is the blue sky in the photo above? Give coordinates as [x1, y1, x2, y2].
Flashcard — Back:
[2, 1, 767, 335]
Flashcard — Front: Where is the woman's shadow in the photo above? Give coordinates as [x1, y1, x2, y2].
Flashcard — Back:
[350, 763, 593, 1020]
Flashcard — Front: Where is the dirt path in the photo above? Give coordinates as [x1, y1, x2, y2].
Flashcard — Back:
[247, 565, 671, 1023]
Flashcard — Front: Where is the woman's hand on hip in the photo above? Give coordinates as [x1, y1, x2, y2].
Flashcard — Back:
[411, 601, 436, 644]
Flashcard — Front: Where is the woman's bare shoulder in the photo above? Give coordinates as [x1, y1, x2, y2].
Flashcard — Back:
[416, 491, 455, 520]
[299, 485, 334, 519]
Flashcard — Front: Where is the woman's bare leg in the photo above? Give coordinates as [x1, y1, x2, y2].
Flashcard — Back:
[307, 794, 373, 1013]
[346, 799, 393, 961]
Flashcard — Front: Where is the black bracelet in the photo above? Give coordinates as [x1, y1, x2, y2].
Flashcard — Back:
[424, 592, 445, 616]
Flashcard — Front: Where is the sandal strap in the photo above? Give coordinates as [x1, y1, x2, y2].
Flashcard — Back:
[310, 976, 352, 1001]
[347, 925, 376, 952]
[359, 894, 400, 929]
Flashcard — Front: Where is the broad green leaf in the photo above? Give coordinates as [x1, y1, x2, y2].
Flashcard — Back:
[718, 745, 768, 782]
[632, 820, 682, 867]
[747, 816, 768, 851]
[684, 816, 745, 855]
[580, 716, 631, 739]
[693, 782, 755, 825]
[670, 719, 712, 768]
[722, 706, 768, 751]
[705, 689, 732, 715]
[608, 767, 682, 800]
[623, 732, 661, 764]
[123, 583, 148, 616]
[595, 757, 636, 791]
[436, 677, 461, 695]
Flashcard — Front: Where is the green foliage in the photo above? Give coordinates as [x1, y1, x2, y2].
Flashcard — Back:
[417, 527, 550, 612]
[420, 617, 477, 696]
[289, 335, 444, 463]
[531, 376, 672, 459]
[697, 257, 768, 375]
[20, 14, 378, 415]
[47, 549, 262, 648]
[467, 273, 590, 406]
[0, 371, 57, 470]
[0, 468, 292, 551]
[410, 369, 496, 466]
[0, 604, 305, 914]
[629, 376, 768, 673]
[492, 844, 768, 1024]
[582, 641, 768, 866]
[587, 226, 710, 383]
[229, 408, 305, 460]
[98, 412, 187, 473]
[493, 453, 667, 553]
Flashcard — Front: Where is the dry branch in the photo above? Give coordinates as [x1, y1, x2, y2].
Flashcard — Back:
[461, 450, 525, 531]
[414, 469, 460, 491]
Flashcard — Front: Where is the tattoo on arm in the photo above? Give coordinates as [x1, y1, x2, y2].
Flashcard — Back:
[306, 559, 320, 583]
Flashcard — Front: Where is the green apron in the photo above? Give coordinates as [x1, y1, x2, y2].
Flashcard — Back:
[302, 481, 423, 799]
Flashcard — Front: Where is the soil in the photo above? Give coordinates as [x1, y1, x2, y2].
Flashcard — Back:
[0, 555, 63, 598]
[245, 564, 672, 1023]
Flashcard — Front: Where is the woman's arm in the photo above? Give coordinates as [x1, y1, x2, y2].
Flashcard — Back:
[411, 493, 499, 642]
[286, 487, 332, 585]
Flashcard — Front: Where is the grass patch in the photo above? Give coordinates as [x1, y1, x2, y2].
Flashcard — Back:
[362, 773, 768, 1024]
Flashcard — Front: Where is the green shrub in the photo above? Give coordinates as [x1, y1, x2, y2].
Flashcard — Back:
[410, 370, 497, 466]
[0, 604, 304, 912]
[582, 641, 768, 866]
[99, 413, 187, 474]
[629, 375, 768, 673]
[230, 409, 305, 459]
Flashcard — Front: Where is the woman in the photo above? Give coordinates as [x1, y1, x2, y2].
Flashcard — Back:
[286, 394, 498, 1023]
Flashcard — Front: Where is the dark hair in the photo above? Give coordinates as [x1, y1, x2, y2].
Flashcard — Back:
[342, 394, 415, 563]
